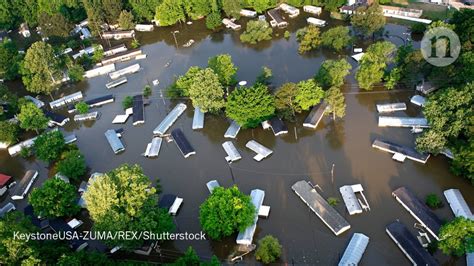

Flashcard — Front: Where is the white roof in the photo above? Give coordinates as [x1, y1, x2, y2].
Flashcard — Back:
[224, 120, 241, 138]
[192, 107, 204, 130]
[258, 205, 271, 217]
[144, 137, 162, 158]
[112, 114, 130, 124]
[340, 185, 363, 215]
[206, 180, 220, 193]
[153, 103, 187, 135]
[67, 218, 83, 229]
[222, 141, 241, 162]
[236, 189, 265, 245]
[351, 52, 365, 62]
[246, 140, 272, 161]
[410, 95, 426, 107]
[169, 197, 183, 215]
[378, 116, 429, 128]
[376, 103, 407, 113]
[338, 233, 370, 266]
[444, 189, 473, 219]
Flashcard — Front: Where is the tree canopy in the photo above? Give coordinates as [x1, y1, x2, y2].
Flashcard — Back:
[57, 149, 87, 180]
[118, 10, 135, 30]
[33, 130, 66, 162]
[240, 20, 273, 44]
[351, 3, 386, 36]
[188, 68, 225, 113]
[255, 235, 282, 264]
[316, 59, 352, 88]
[438, 217, 474, 256]
[0, 120, 19, 144]
[84, 164, 174, 249]
[155, 0, 186, 26]
[296, 25, 321, 54]
[325, 87, 346, 120]
[321, 26, 352, 51]
[356, 41, 396, 90]
[0, 39, 22, 81]
[208, 54, 237, 87]
[29, 178, 80, 218]
[275, 80, 324, 120]
[226, 83, 275, 128]
[199, 186, 256, 240]
[17, 101, 48, 133]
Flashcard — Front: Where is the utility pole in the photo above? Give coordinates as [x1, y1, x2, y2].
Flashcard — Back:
[331, 163, 335, 184]
[171, 30, 179, 48]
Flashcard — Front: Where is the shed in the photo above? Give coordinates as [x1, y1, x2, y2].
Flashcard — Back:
[338, 233, 370, 266]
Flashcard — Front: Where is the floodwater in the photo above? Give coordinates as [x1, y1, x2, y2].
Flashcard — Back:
[1, 10, 473, 265]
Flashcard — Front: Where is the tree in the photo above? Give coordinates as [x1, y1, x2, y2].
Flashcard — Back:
[167, 247, 220, 266]
[175, 66, 201, 97]
[129, 0, 161, 22]
[208, 54, 237, 87]
[0, 121, 19, 144]
[122, 96, 133, 109]
[206, 12, 221, 30]
[17, 101, 48, 133]
[226, 84, 275, 128]
[451, 138, 474, 183]
[415, 130, 447, 154]
[29, 178, 80, 218]
[296, 25, 321, 54]
[247, 0, 277, 13]
[33, 130, 65, 163]
[143, 85, 152, 98]
[222, 0, 241, 19]
[38, 12, 72, 38]
[316, 59, 352, 88]
[67, 61, 84, 83]
[118, 10, 135, 30]
[102, 0, 122, 24]
[438, 217, 474, 256]
[325, 87, 346, 120]
[256, 66, 272, 85]
[322, 0, 346, 12]
[84, 164, 174, 249]
[321, 26, 352, 51]
[0, 85, 18, 119]
[75, 102, 89, 114]
[295, 79, 324, 111]
[0, 212, 41, 265]
[199, 186, 255, 240]
[0, 39, 22, 81]
[356, 41, 396, 90]
[351, 3, 386, 37]
[384, 67, 401, 90]
[91, 44, 104, 63]
[275, 82, 299, 120]
[184, 0, 211, 20]
[255, 235, 282, 264]
[425, 193, 443, 209]
[240, 20, 273, 44]
[57, 149, 86, 180]
[188, 68, 225, 113]
[21, 41, 62, 95]
[57, 250, 111, 266]
[155, 0, 186, 26]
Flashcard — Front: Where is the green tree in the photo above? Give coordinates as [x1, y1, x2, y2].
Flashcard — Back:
[75, 101, 89, 114]
[356, 41, 396, 90]
[33, 130, 66, 162]
[206, 12, 222, 30]
[256, 66, 272, 85]
[0, 85, 18, 119]
[438, 217, 474, 256]
[175, 66, 201, 97]
[38, 12, 72, 38]
[425, 193, 443, 209]
[67, 61, 84, 83]
[255, 235, 282, 264]
[57, 250, 111, 265]
[57, 149, 86, 180]
[129, 0, 161, 22]
[384, 67, 401, 90]
[351, 3, 386, 37]
[0, 120, 19, 144]
[0, 212, 41, 265]
[17, 101, 48, 133]
[295, 79, 324, 111]
[91, 44, 104, 63]
[155, 0, 186, 26]
[325, 87, 346, 120]
[0, 39, 22, 80]
[84, 164, 174, 249]
[82, 0, 105, 35]
[247, 0, 276, 13]
[29, 178, 80, 218]
[184, 0, 211, 20]
[321, 26, 352, 51]
[451, 138, 474, 183]
[322, 0, 346, 12]
[143, 85, 152, 98]
[102, 0, 122, 24]
[118, 10, 135, 30]
[226, 83, 275, 128]
[275, 82, 299, 120]
[316, 59, 352, 88]
[208, 54, 237, 87]
[0, 1, 18, 30]
[188, 68, 225, 113]
[199, 186, 255, 239]
[222, 0, 241, 19]
[296, 25, 321, 54]
[21, 41, 62, 95]
[122, 96, 133, 109]
[240, 20, 273, 44]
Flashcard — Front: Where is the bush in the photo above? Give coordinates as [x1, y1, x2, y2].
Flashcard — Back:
[255, 235, 282, 264]
[411, 23, 427, 34]
[122, 96, 133, 109]
[284, 30, 290, 39]
[57, 149, 86, 180]
[33, 130, 66, 163]
[29, 178, 80, 218]
[75, 102, 89, 114]
[240, 20, 273, 44]
[143, 85, 152, 98]
[206, 12, 222, 30]
[328, 197, 340, 206]
[131, 39, 140, 49]
[20, 147, 33, 158]
[425, 193, 443, 209]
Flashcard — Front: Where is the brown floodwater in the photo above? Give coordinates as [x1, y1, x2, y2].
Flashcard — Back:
[1, 11, 472, 265]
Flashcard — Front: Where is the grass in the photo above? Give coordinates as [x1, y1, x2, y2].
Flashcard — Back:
[408, 2, 454, 20]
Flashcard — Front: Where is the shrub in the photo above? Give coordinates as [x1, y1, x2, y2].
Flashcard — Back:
[328, 197, 340, 206]
[425, 193, 443, 209]
[255, 235, 282, 264]
[143, 85, 152, 98]
[240, 20, 273, 44]
[206, 12, 222, 30]
[122, 96, 133, 109]
[284, 30, 290, 39]
[75, 102, 89, 114]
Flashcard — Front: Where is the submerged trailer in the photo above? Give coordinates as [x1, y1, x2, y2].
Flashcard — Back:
[74, 112, 99, 122]
[153, 103, 187, 136]
[236, 189, 265, 245]
[292, 180, 351, 236]
[303, 102, 328, 129]
[269, 117, 288, 136]
[224, 120, 241, 139]
[372, 139, 430, 164]
[392, 187, 442, 240]
[386, 221, 438, 265]
[11, 170, 38, 200]
[378, 116, 429, 128]
[246, 140, 272, 161]
[50, 92, 83, 109]
[106, 77, 127, 89]
[83, 64, 116, 78]
[206, 180, 220, 193]
[444, 189, 473, 220]
[144, 137, 162, 158]
[104, 129, 125, 154]
[376, 103, 407, 113]
[192, 107, 204, 130]
[339, 184, 370, 215]
[132, 95, 144, 126]
[109, 63, 140, 79]
[222, 141, 241, 162]
[171, 128, 195, 158]
[338, 233, 370, 266]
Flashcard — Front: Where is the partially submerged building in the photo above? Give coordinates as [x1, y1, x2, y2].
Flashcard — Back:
[269, 117, 288, 136]
[104, 129, 125, 154]
[386, 221, 438, 265]
[74, 111, 99, 122]
[240, 9, 257, 17]
[158, 194, 183, 216]
[206, 180, 220, 193]
[236, 189, 265, 245]
[109, 63, 140, 79]
[192, 107, 204, 130]
[222, 141, 242, 162]
[378, 116, 429, 128]
[246, 140, 273, 161]
[303, 102, 328, 129]
[135, 24, 154, 32]
[50, 92, 83, 109]
[280, 3, 300, 18]
[392, 187, 442, 240]
[144, 137, 162, 158]
[224, 120, 241, 139]
[11, 170, 38, 200]
[307, 17, 326, 27]
[338, 233, 370, 266]
[102, 30, 135, 40]
[171, 128, 196, 158]
[443, 189, 473, 220]
[83, 64, 116, 78]
[372, 139, 430, 164]
[153, 103, 187, 136]
[132, 95, 144, 126]
[303, 5, 322, 15]
[376, 103, 407, 113]
[45, 111, 69, 127]
[103, 44, 127, 57]
[106, 77, 127, 89]
[268, 9, 288, 28]
[0, 173, 13, 196]
[339, 184, 370, 215]
[410, 95, 426, 107]
[292, 180, 351, 236]
[222, 19, 241, 30]
[0, 202, 16, 218]
[416, 81, 438, 95]
[100, 49, 142, 65]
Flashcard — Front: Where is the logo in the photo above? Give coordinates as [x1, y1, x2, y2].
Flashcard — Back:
[421, 27, 461, 67]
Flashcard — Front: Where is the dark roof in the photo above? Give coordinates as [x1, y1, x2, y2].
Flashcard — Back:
[44, 111, 68, 124]
[269, 117, 288, 135]
[386, 221, 438, 265]
[171, 128, 195, 158]
[268, 9, 285, 24]
[373, 139, 429, 162]
[132, 95, 144, 124]
[392, 187, 442, 237]
[23, 205, 49, 229]
[158, 194, 177, 210]
[85, 94, 114, 106]
[0, 173, 12, 187]
[12, 170, 37, 198]
[48, 218, 72, 233]
[304, 102, 328, 128]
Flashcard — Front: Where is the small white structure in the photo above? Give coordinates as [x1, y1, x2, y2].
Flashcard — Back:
[206, 180, 220, 193]
[112, 108, 133, 124]
[303, 5, 322, 15]
[224, 120, 241, 139]
[169, 197, 183, 215]
[410, 95, 426, 107]
[135, 24, 154, 32]
[222, 19, 241, 30]
[307, 17, 326, 27]
[109, 63, 140, 79]
[84, 64, 116, 78]
[246, 140, 272, 161]
[240, 9, 257, 17]
[338, 233, 370, 266]
[50, 91, 83, 109]
[351, 52, 365, 62]
[339, 184, 370, 215]
[222, 141, 242, 162]
[67, 218, 84, 229]
[280, 3, 300, 18]
[19, 23, 31, 38]
[444, 189, 473, 220]
[376, 103, 407, 113]
[144, 137, 162, 158]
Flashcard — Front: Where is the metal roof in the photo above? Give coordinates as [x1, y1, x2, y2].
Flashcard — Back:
[224, 120, 241, 138]
[222, 141, 241, 162]
[338, 233, 369, 266]
[236, 189, 265, 245]
[444, 189, 473, 219]
[153, 103, 187, 135]
[303, 102, 328, 128]
[269, 117, 288, 136]
[246, 140, 272, 161]
[192, 107, 204, 130]
[171, 128, 195, 158]
[372, 139, 430, 164]
[11, 170, 38, 200]
[132, 95, 144, 125]
[340, 185, 363, 215]
[376, 103, 407, 113]
[104, 129, 125, 154]
[378, 116, 429, 128]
